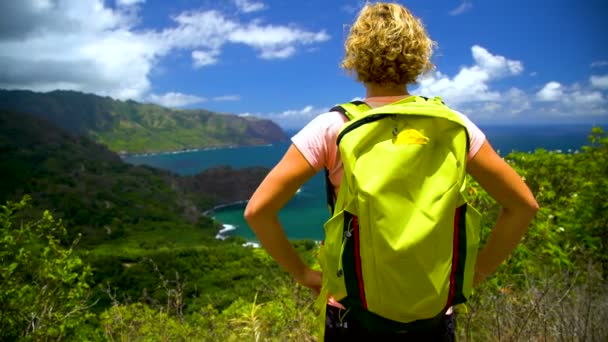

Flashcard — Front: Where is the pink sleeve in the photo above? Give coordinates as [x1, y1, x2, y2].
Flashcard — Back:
[455, 111, 486, 161]
[291, 112, 346, 171]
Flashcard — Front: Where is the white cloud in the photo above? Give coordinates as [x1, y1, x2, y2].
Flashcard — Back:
[241, 105, 330, 129]
[229, 23, 330, 59]
[147, 92, 206, 107]
[453, 86, 531, 122]
[259, 46, 296, 59]
[590, 75, 608, 89]
[160, 9, 330, 62]
[534, 81, 607, 117]
[591, 60, 608, 68]
[279, 105, 315, 117]
[161, 11, 329, 61]
[503, 87, 531, 114]
[449, 1, 473, 16]
[567, 90, 604, 107]
[116, 0, 145, 6]
[0, 1, 155, 99]
[536, 80, 606, 109]
[162, 10, 237, 50]
[0, 1, 329, 100]
[213, 95, 241, 101]
[536, 82, 563, 101]
[411, 45, 606, 124]
[192, 50, 221, 67]
[414, 45, 523, 105]
[471, 46, 523, 77]
[0, 0, 134, 39]
[233, 0, 265, 13]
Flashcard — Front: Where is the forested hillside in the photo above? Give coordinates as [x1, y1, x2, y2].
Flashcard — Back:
[0, 89, 289, 153]
[1, 114, 606, 340]
[0, 109, 267, 246]
[0, 107, 297, 340]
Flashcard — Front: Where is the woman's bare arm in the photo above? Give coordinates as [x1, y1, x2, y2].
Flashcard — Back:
[244, 144, 322, 291]
[467, 140, 540, 285]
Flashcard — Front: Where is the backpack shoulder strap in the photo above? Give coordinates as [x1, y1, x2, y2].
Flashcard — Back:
[325, 101, 370, 214]
[330, 100, 371, 121]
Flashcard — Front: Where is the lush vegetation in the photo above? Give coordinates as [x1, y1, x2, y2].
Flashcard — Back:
[1, 196, 93, 339]
[0, 108, 314, 340]
[0, 89, 288, 153]
[1, 197, 319, 340]
[0, 109, 221, 247]
[458, 127, 608, 341]
[1, 118, 606, 340]
[0, 109, 274, 251]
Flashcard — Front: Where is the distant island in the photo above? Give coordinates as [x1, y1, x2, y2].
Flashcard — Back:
[0, 89, 289, 154]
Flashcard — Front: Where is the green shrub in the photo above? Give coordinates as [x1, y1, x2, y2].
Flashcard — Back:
[0, 196, 94, 340]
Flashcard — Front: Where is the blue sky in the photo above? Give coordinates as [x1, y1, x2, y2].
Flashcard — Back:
[1, 0, 607, 129]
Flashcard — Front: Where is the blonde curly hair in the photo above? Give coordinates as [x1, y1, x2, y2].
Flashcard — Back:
[341, 2, 435, 86]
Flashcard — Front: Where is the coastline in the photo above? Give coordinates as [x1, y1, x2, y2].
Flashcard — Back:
[206, 187, 305, 246]
[204, 199, 261, 248]
[118, 145, 238, 158]
[118, 143, 274, 158]
[203, 199, 248, 216]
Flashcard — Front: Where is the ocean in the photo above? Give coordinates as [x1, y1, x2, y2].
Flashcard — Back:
[123, 124, 603, 242]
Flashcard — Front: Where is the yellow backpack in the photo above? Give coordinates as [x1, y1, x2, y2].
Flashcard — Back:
[317, 96, 481, 334]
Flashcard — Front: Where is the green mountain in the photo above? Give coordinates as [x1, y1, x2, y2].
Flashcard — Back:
[0, 109, 268, 246]
[0, 89, 288, 153]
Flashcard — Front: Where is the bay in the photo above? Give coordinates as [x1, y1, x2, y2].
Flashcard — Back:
[123, 124, 602, 242]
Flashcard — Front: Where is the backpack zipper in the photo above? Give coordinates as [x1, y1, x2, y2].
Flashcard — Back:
[336, 219, 353, 278]
[337, 114, 393, 146]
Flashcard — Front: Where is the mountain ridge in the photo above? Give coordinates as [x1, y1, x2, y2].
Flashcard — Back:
[0, 89, 288, 153]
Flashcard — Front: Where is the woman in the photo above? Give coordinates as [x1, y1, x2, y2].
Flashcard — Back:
[244, 2, 539, 340]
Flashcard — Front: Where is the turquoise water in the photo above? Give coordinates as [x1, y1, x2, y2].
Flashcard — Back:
[125, 142, 330, 241]
[123, 124, 602, 241]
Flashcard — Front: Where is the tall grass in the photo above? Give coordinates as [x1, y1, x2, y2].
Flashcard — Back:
[457, 263, 607, 341]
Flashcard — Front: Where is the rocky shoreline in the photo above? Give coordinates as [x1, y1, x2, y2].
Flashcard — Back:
[202, 199, 248, 216]
[179, 165, 270, 205]
[181, 166, 268, 246]
[206, 200, 261, 247]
